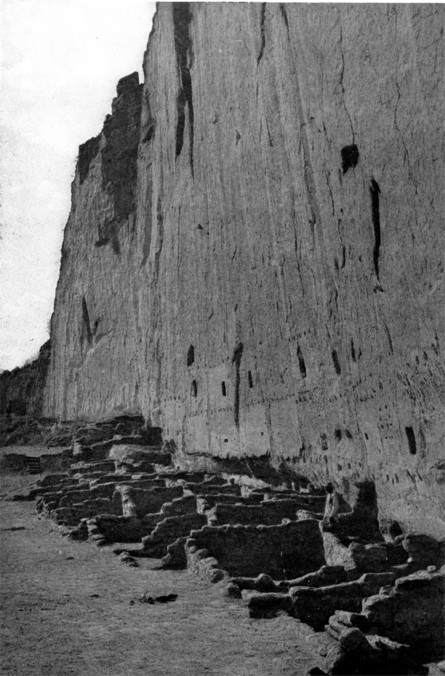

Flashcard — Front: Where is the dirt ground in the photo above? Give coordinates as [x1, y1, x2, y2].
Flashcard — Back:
[0, 473, 317, 676]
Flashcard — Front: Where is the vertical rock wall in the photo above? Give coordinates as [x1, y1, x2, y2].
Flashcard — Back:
[43, 4, 445, 537]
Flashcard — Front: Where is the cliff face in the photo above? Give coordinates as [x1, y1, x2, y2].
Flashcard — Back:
[42, 3, 444, 537]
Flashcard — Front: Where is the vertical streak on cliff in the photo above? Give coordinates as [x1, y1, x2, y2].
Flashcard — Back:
[173, 2, 194, 176]
[154, 195, 164, 281]
[370, 178, 381, 279]
[284, 14, 335, 307]
[257, 3, 266, 65]
[81, 297, 92, 346]
[232, 342, 244, 428]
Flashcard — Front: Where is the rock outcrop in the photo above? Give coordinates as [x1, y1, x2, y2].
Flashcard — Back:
[0, 340, 51, 416]
[4, 4, 445, 538]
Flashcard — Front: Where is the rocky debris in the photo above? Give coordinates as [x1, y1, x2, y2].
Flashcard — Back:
[243, 591, 293, 619]
[290, 573, 396, 630]
[285, 565, 348, 590]
[118, 551, 139, 567]
[196, 493, 264, 512]
[402, 534, 445, 569]
[109, 444, 171, 473]
[307, 625, 428, 675]
[362, 566, 445, 659]
[138, 592, 177, 605]
[65, 519, 88, 541]
[183, 482, 242, 496]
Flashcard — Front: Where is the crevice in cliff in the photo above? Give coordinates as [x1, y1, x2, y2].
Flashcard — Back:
[81, 297, 93, 346]
[257, 3, 266, 65]
[232, 342, 244, 428]
[248, 370, 253, 389]
[383, 321, 394, 354]
[154, 195, 164, 280]
[142, 94, 156, 144]
[279, 4, 289, 32]
[142, 121, 155, 144]
[331, 349, 341, 375]
[191, 379, 198, 398]
[350, 338, 356, 362]
[297, 344, 307, 379]
[173, 2, 194, 176]
[370, 178, 381, 280]
[405, 426, 417, 455]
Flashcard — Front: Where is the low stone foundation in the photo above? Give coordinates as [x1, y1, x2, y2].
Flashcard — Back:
[8, 415, 444, 673]
[183, 519, 325, 579]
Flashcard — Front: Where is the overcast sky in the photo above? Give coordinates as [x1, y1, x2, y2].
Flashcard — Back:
[0, 0, 156, 371]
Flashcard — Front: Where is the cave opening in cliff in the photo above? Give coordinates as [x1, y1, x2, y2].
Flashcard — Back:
[187, 345, 195, 366]
[248, 370, 253, 388]
[221, 381, 226, 397]
[341, 144, 359, 174]
[405, 426, 417, 455]
[191, 380, 197, 398]
[297, 344, 307, 378]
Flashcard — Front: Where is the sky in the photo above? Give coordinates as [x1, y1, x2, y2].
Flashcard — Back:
[0, 0, 156, 372]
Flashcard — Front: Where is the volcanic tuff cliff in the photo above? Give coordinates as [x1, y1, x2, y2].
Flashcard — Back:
[8, 4, 445, 537]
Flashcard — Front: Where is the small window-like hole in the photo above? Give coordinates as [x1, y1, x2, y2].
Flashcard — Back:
[248, 370, 253, 388]
[224, 438, 228, 443]
[341, 144, 359, 174]
[335, 429, 342, 441]
[405, 426, 417, 455]
[221, 381, 226, 396]
[191, 380, 197, 397]
[187, 345, 195, 366]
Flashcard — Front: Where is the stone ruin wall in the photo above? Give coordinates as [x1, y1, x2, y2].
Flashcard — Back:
[24, 3, 445, 538]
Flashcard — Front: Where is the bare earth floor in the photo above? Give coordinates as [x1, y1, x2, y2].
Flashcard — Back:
[0, 484, 316, 675]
